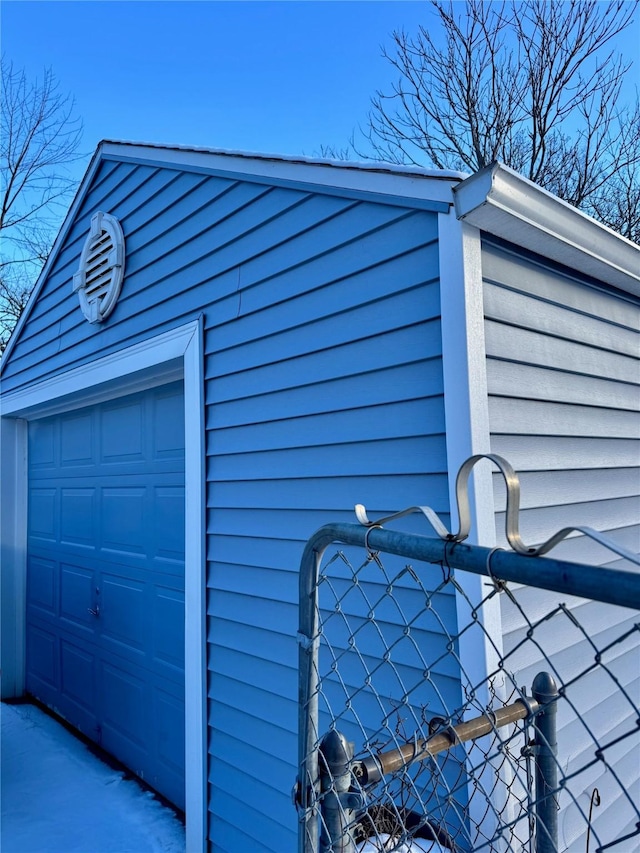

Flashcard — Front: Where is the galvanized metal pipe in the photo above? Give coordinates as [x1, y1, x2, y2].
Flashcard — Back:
[301, 523, 640, 612]
[297, 522, 639, 852]
[297, 542, 327, 853]
[357, 698, 538, 784]
[319, 730, 357, 853]
[532, 672, 559, 853]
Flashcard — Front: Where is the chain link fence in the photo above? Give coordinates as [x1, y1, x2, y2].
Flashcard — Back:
[294, 459, 640, 853]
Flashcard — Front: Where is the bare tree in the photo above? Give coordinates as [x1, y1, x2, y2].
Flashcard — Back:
[345, 1, 639, 240]
[1, 58, 83, 352]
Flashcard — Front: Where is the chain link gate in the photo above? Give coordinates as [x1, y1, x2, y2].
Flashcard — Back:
[294, 456, 640, 853]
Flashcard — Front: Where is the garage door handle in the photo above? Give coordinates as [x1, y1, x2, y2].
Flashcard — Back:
[88, 606, 100, 617]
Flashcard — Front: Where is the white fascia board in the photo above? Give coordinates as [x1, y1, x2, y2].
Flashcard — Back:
[453, 162, 640, 296]
[100, 140, 464, 207]
[0, 141, 463, 371]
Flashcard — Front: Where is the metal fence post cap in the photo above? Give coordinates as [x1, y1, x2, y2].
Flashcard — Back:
[320, 729, 353, 767]
[532, 672, 559, 704]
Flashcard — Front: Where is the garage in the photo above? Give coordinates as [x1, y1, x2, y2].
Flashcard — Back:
[25, 381, 186, 810]
[2, 142, 636, 852]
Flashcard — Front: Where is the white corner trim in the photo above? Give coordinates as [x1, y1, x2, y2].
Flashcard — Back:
[0, 319, 207, 853]
[438, 208, 501, 681]
[439, 212, 495, 547]
[182, 322, 208, 853]
[439, 211, 508, 840]
[0, 417, 28, 698]
[453, 162, 640, 296]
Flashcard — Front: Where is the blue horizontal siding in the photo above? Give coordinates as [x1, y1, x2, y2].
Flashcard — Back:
[208, 286, 440, 378]
[207, 436, 447, 479]
[207, 398, 446, 454]
[205, 474, 450, 511]
[207, 328, 443, 406]
[2, 156, 458, 851]
[208, 673, 296, 734]
[202, 181, 451, 844]
[3, 180, 428, 391]
[207, 359, 445, 427]
[207, 243, 439, 353]
[208, 605, 298, 659]
[208, 561, 298, 605]
[210, 698, 298, 768]
[208, 759, 297, 852]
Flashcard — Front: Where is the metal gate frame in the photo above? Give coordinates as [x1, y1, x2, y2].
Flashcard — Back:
[295, 457, 640, 853]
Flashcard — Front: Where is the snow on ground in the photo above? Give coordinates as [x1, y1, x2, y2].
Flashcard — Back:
[1, 702, 185, 853]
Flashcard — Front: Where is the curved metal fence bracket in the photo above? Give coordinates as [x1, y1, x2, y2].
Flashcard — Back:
[355, 454, 640, 565]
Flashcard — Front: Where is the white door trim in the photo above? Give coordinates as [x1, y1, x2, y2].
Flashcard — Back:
[0, 319, 207, 852]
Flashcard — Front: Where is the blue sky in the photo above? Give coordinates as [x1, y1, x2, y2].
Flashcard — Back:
[2, 1, 435, 161]
[2, 0, 639, 174]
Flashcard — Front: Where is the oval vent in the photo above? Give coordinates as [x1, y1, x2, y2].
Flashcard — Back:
[73, 211, 125, 324]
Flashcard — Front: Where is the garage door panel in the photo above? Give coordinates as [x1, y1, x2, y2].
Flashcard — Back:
[27, 556, 57, 615]
[101, 398, 144, 463]
[61, 639, 97, 714]
[153, 392, 187, 460]
[154, 587, 185, 671]
[29, 488, 57, 541]
[26, 382, 185, 808]
[26, 624, 59, 691]
[99, 656, 186, 810]
[101, 659, 148, 747]
[102, 487, 147, 555]
[154, 686, 186, 808]
[60, 563, 98, 633]
[61, 488, 96, 547]
[60, 411, 94, 466]
[154, 486, 185, 565]
[28, 419, 56, 468]
[100, 573, 147, 654]
[29, 463, 186, 481]
[156, 686, 185, 771]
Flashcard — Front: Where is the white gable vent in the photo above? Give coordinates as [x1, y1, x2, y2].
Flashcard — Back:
[73, 211, 125, 324]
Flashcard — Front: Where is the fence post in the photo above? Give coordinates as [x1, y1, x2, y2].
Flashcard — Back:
[532, 671, 559, 853]
[319, 729, 358, 853]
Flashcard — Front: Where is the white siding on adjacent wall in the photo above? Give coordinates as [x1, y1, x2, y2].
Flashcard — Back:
[482, 239, 640, 852]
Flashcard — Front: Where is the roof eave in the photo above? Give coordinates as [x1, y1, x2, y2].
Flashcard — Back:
[453, 162, 640, 297]
[99, 140, 466, 206]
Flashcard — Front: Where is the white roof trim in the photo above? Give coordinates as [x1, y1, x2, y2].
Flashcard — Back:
[100, 140, 465, 205]
[453, 162, 640, 296]
[0, 142, 464, 369]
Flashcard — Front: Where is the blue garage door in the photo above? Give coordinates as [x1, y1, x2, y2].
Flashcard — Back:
[26, 382, 186, 809]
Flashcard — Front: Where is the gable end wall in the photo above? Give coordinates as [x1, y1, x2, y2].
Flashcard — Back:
[1, 158, 458, 851]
